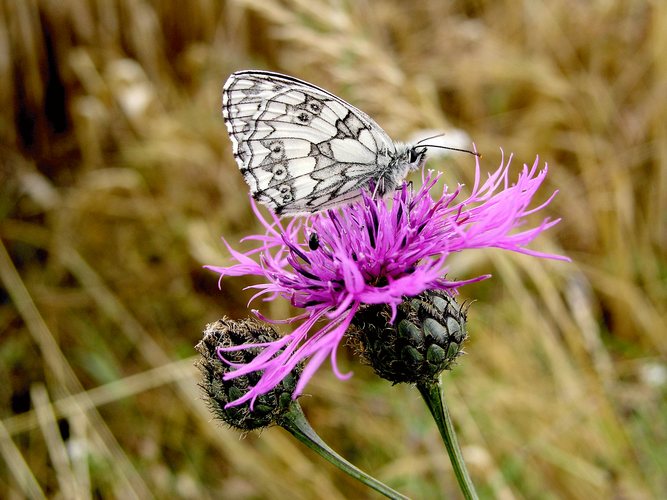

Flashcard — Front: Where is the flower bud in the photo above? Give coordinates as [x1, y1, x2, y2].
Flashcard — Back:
[195, 317, 302, 431]
[350, 290, 468, 385]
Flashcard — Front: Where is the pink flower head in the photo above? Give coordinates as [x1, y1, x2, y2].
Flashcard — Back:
[207, 153, 569, 408]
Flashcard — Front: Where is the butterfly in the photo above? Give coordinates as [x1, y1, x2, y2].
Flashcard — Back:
[222, 70, 472, 215]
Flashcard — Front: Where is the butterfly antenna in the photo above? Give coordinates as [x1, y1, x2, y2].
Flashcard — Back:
[421, 144, 482, 158]
[415, 133, 446, 145]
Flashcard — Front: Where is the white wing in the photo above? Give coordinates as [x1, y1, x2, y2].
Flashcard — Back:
[222, 70, 397, 215]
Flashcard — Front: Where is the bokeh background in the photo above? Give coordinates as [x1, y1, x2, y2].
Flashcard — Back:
[1, 1, 665, 498]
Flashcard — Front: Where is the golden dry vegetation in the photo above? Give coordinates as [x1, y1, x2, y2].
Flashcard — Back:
[1, 1, 665, 498]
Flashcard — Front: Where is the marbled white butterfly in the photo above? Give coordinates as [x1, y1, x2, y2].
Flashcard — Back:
[222, 70, 472, 215]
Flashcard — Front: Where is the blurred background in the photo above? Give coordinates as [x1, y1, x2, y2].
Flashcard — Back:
[1, 1, 665, 498]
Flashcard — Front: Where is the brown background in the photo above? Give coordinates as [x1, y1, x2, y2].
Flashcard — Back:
[1, 1, 664, 498]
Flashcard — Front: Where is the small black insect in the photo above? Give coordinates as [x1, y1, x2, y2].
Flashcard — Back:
[308, 233, 320, 251]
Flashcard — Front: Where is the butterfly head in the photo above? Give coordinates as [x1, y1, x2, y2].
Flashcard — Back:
[408, 145, 428, 171]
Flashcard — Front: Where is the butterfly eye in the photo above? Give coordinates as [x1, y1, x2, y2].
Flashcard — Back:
[409, 147, 425, 164]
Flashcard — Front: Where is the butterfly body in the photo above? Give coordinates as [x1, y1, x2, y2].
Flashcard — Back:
[222, 70, 427, 215]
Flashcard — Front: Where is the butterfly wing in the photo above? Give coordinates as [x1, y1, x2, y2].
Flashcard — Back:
[222, 70, 397, 214]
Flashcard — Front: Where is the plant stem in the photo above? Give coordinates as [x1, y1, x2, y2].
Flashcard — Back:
[417, 380, 478, 500]
[279, 403, 409, 500]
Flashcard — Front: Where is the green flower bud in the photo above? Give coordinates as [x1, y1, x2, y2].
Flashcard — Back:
[350, 290, 468, 385]
[195, 317, 302, 431]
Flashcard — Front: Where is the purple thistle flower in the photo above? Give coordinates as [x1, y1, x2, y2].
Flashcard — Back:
[207, 152, 569, 407]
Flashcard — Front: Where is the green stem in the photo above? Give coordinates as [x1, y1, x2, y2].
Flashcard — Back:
[417, 380, 478, 500]
[279, 403, 409, 500]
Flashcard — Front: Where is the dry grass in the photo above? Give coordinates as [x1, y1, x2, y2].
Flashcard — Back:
[1, 0, 665, 498]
